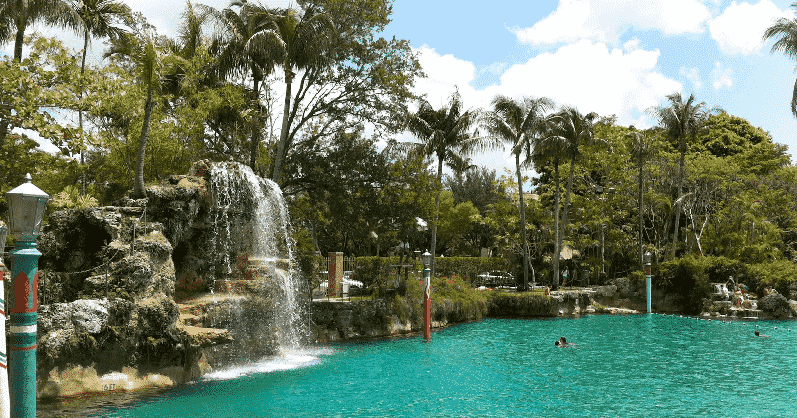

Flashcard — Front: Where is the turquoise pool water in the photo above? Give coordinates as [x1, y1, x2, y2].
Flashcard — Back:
[42, 315, 797, 417]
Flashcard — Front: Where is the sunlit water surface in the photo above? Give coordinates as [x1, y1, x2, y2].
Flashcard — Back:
[40, 315, 797, 417]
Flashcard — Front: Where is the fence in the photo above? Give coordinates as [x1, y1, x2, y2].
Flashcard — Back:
[312, 255, 358, 300]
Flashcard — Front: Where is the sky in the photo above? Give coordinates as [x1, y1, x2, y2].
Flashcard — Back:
[5, 0, 797, 176]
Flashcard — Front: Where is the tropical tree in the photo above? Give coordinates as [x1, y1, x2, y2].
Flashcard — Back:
[202, 0, 282, 171]
[0, 0, 80, 146]
[651, 92, 712, 259]
[73, 0, 132, 194]
[405, 91, 483, 275]
[267, 5, 336, 183]
[763, 5, 797, 118]
[627, 126, 655, 269]
[104, 31, 165, 198]
[481, 95, 554, 290]
[549, 107, 604, 265]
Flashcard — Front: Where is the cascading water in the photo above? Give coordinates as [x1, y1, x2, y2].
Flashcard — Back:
[203, 162, 308, 370]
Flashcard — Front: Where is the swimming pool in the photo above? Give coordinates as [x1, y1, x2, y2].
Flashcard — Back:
[40, 314, 797, 417]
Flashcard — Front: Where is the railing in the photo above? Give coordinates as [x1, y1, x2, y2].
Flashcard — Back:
[312, 256, 358, 300]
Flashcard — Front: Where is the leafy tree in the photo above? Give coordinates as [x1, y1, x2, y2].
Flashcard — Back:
[202, 0, 282, 171]
[405, 90, 483, 275]
[651, 92, 712, 260]
[435, 190, 479, 255]
[104, 28, 169, 197]
[764, 4, 797, 118]
[72, 0, 132, 194]
[0, 0, 80, 145]
[627, 126, 656, 269]
[481, 95, 553, 289]
[549, 107, 605, 268]
[263, 0, 422, 184]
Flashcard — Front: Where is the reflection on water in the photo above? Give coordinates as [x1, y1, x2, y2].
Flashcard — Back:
[38, 315, 797, 417]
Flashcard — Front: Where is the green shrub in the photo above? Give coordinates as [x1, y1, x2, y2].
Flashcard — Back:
[434, 257, 506, 286]
[658, 255, 710, 314]
[747, 260, 797, 296]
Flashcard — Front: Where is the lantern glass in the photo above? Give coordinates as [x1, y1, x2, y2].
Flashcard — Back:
[6, 173, 50, 242]
[644, 251, 651, 265]
[422, 250, 432, 268]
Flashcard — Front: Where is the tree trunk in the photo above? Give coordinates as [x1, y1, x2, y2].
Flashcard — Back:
[553, 160, 561, 290]
[134, 85, 154, 198]
[515, 152, 529, 291]
[79, 31, 89, 195]
[0, 19, 26, 146]
[272, 67, 294, 183]
[249, 75, 261, 170]
[638, 160, 644, 270]
[561, 156, 576, 248]
[670, 150, 685, 260]
[430, 158, 443, 277]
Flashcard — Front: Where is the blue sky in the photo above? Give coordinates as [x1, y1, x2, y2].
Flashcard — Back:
[5, 0, 797, 174]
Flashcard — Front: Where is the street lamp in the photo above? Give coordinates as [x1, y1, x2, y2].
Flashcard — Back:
[422, 250, 432, 341]
[644, 251, 652, 314]
[6, 173, 49, 418]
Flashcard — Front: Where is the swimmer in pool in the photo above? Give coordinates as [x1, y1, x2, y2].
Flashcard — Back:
[755, 330, 769, 337]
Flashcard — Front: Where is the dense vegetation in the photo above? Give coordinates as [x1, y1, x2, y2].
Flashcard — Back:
[2, 0, 796, 296]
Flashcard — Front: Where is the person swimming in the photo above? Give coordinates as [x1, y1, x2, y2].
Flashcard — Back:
[556, 337, 574, 347]
[755, 330, 769, 337]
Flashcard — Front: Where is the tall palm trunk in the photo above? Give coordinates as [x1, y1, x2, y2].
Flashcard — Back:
[79, 31, 89, 195]
[249, 74, 261, 170]
[552, 160, 561, 290]
[272, 67, 294, 183]
[670, 150, 686, 259]
[134, 85, 154, 198]
[430, 158, 443, 277]
[637, 157, 644, 270]
[515, 152, 529, 290]
[561, 156, 576, 249]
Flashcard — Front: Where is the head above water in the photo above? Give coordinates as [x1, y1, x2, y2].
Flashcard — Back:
[560, 337, 567, 344]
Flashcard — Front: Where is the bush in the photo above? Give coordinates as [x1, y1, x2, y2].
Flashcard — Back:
[434, 257, 506, 286]
[658, 255, 710, 314]
[747, 260, 797, 297]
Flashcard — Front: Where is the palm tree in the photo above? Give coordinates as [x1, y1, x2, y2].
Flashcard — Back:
[267, 6, 335, 183]
[627, 126, 655, 270]
[0, 0, 80, 146]
[406, 91, 483, 276]
[550, 107, 604, 263]
[651, 92, 711, 259]
[764, 6, 797, 118]
[104, 32, 163, 198]
[481, 95, 554, 290]
[73, 0, 132, 194]
[533, 124, 568, 290]
[202, 0, 283, 171]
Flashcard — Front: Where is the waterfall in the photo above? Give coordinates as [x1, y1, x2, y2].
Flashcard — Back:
[205, 162, 307, 364]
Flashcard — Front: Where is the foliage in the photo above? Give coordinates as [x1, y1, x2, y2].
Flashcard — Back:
[433, 257, 507, 287]
[657, 255, 710, 314]
[747, 260, 797, 297]
[50, 185, 99, 210]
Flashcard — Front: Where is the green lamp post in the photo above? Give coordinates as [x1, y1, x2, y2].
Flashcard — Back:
[422, 250, 431, 341]
[6, 173, 49, 418]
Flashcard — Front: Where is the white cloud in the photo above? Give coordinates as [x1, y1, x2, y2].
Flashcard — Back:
[712, 62, 733, 89]
[515, 0, 711, 45]
[680, 67, 702, 90]
[412, 40, 680, 135]
[709, 0, 792, 55]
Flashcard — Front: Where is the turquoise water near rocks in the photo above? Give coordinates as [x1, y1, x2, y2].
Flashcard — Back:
[42, 315, 797, 417]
